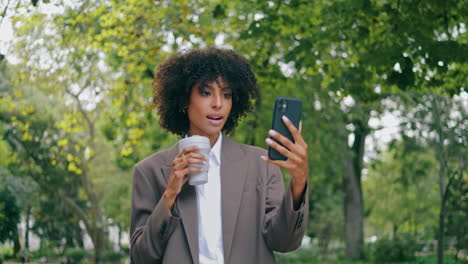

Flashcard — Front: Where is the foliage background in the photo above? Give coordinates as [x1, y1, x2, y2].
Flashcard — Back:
[0, 0, 466, 263]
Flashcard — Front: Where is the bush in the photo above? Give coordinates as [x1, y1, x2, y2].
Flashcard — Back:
[64, 248, 88, 264]
[121, 246, 130, 256]
[0, 247, 13, 261]
[373, 234, 418, 262]
[34, 241, 62, 258]
[104, 250, 123, 262]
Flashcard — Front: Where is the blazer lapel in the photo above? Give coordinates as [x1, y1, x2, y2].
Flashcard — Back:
[161, 143, 199, 264]
[220, 136, 249, 262]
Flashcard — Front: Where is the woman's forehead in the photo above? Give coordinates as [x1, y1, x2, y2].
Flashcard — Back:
[197, 75, 231, 90]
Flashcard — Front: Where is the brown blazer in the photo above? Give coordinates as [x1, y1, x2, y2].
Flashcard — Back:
[130, 135, 308, 264]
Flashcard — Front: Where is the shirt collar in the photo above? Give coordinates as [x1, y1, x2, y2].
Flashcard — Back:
[210, 132, 222, 166]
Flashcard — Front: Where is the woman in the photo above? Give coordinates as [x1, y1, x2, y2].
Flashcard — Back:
[130, 47, 309, 264]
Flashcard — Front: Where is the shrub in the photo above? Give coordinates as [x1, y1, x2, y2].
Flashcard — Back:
[64, 248, 88, 264]
[373, 234, 418, 262]
[0, 247, 13, 261]
[104, 250, 123, 262]
[121, 246, 130, 256]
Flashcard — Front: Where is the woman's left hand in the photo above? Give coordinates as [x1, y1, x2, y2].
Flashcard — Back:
[261, 116, 308, 207]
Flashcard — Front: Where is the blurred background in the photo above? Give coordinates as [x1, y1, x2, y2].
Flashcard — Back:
[0, 0, 466, 263]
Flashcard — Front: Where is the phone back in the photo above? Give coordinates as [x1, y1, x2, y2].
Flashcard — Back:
[268, 97, 302, 160]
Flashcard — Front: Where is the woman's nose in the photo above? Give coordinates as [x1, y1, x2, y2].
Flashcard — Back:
[211, 94, 222, 108]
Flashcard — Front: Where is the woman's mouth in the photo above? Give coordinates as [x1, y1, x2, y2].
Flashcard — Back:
[207, 115, 224, 125]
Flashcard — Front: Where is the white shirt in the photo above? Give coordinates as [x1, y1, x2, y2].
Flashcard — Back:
[195, 133, 225, 264]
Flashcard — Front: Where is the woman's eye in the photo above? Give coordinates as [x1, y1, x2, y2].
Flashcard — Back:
[200, 91, 210, 96]
[224, 93, 232, 99]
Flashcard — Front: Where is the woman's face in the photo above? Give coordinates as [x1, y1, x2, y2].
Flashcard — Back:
[187, 77, 232, 144]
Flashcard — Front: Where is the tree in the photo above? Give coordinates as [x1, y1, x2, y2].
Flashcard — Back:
[444, 157, 467, 261]
[398, 92, 467, 263]
[222, 0, 467, 259]
[31, 194, 85, 249]
[3, 0, 466, 262]
[365, 138, 439, 238]
[0, 185, 20, 246]
[0, 51, 108, 261]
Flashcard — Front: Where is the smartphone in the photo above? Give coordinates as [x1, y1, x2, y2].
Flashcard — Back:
[268, 97, 302, 160]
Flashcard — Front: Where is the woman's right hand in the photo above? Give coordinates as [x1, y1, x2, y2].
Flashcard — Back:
[163, 146, 207, 209]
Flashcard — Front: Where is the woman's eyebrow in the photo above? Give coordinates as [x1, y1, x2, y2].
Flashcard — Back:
[200, 83, 214, 90]
[201, 83, 232, 91]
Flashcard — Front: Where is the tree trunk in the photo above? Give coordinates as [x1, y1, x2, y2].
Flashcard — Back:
[86, 175, 107, 263]
[25, 205, 31, 250]
[344, 158, 364, 259]
[13, 234, 21, 257]
[343, 119, 368, 260]
[76, 223, 84, 248]
[437, 156, 449, 264]
[318, 227, 331, 258]
[437, 196, 446, 264]
[393, 224, 398, 238]
[432, 93, 447, 264]
[93, 227, 106, 263]
[59, 190, 106, 263]
[118, 225, 122, 249]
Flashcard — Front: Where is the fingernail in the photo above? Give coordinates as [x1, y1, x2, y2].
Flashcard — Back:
[282, 115, 289, 121]
[261, 155, 267, 161]
[269, 130, 276, 136]
[266, 138, 273, 145]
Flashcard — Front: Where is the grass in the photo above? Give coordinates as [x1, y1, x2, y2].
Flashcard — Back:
[3, 247, 466, 264]
[275, 248, 467, 264]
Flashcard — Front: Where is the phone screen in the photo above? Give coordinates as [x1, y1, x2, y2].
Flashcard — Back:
[268, 97, 302, 160]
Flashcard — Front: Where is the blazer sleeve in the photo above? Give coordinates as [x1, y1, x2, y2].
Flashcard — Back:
[262, 162, 309, 252]
[130, 164, 181, 263]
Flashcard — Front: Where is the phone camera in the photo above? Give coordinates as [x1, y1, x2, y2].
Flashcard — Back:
[280, 101, 287, 112]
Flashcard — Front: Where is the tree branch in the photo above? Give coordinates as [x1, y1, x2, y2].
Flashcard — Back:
[65, 86, 96, 152]
[0, 0, 11, 26]
[57, 190, 94, 235]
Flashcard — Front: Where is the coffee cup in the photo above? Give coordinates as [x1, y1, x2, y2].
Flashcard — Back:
[178, 135, 210, 185]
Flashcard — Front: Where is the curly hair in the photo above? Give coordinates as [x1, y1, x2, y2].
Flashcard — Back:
[153, 47, 258, 136]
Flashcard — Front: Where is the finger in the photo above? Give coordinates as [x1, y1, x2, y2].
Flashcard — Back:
[179, 148, 208, 162]
[173, 158, 206, 170]
[281, 116, 307, 145]
[281, 115, 299, 138]
[266, 136, 305, 163]
[185, 152, 208, 161]
[181, 166, 205, 177]
[175, 150, 207, 166]
[265, 137, 295, 160]
[282, 116, 307, 146]
[267, 131, 308, 163]
[268, 129, 297, 152]
[260, 155, 295, 169]
[183, 153, 208, 167]
[188, 157, 206, 165]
